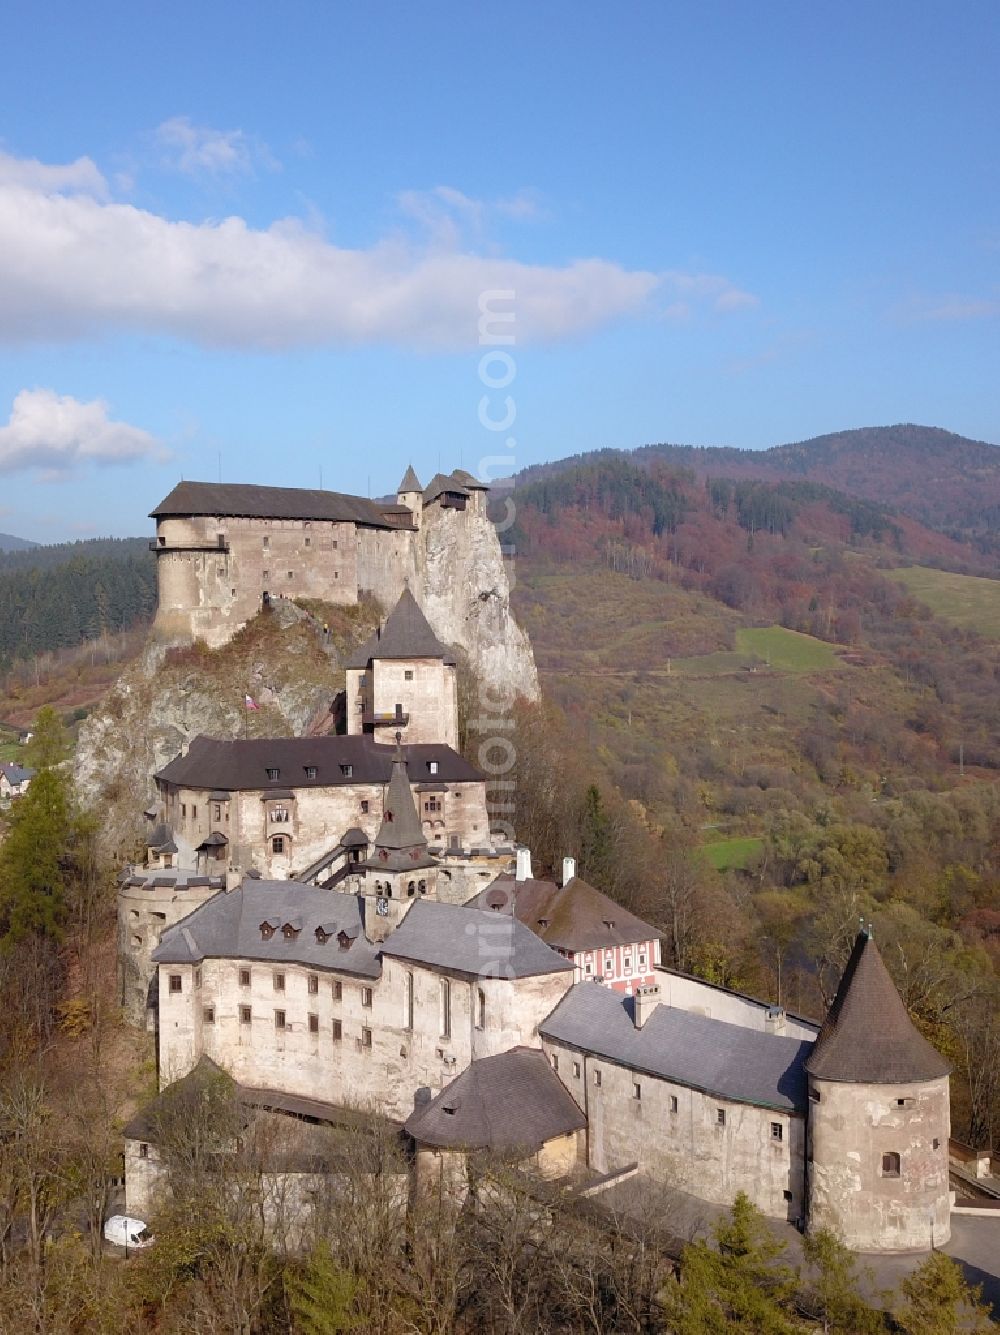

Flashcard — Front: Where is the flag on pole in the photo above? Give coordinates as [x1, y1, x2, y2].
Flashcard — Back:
[244, 694, 259, 711]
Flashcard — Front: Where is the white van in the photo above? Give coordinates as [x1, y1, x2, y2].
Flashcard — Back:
[103, 1215, 153, 1250]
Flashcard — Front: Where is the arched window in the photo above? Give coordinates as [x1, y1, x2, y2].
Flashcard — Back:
[407, 880, 415, 898]
[881, 1151, 901, 1178]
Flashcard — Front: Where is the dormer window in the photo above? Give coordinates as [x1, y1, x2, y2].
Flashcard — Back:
[428, 761, 439, 775]
[305, 766, 317, 780]
[281, 923, 301, 941]
[266, 768, 280, 781]
[538, 917, 550, 928]
[341, 764, 353, 778]
[602, 919, 615, 930]
[337, 930, 352, 950]
[260, 922, 275, 940]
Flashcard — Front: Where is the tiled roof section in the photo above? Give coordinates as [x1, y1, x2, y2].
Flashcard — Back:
[152, 880, 381, 978]
[469, 874, 659, 952]
[381, 900, 573, 980]
[373, 747, 427, 853]
[398, 464, 423, 493]
[346, 588, 457, 668]
[540, 984, 812, 1113]
[404, 1047, 585, 1151]
[449, 468, 489, 491]
[805, 932, 951, 1084]
[423, 472, 470, 502]
[154, 733, 481, 791]
[150, 480, 390, 527]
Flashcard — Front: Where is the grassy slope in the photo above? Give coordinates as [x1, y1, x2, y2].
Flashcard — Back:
[889, 565, 1000, 639]
[701, 835, 765, 871]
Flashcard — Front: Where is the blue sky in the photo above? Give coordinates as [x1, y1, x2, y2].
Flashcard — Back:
[0, 1, 997, 539]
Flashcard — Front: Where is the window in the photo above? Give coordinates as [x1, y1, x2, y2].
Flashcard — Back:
[169, 974, 182, 994]
[139, 1142, 149, 1160]
[308, 974, 319, 995]
[573, 1061, 581, 1078]
[341, 764, 353, 778]
[360, 800, 369, 814]
[240, 1005, 252, 1025]
[272, 836, 285, 854]
[181, 803, 186, 819]
[214, 803, 221, 821]
[274, 972, 285, 992]
[404, 669, 413, 681]
[594, 1069, 602, 1088]
[239, 968, 251, 987]
[476, 987, 486, 1030]
[274, 1009, 286, 1030]
[308, 1013, 319, 1034]
[933, 1138, 940, 1150]
[404, 971, 414, 1031]
[361, 1027, 372, 1049]
[407, 880, 415, 898]
[333, 981, 343, 1001]
[263, 536, 269, 548]
[304, 536, 311, 548]
[305, 766, 317, 780]
[361, 986, 373, 1009]
[287, 571, 294, 580]
[633, 1082, 642, 1101]
[770, 1122, 783, 1142]
[132, 934, 142, 948]
[332, 1019, 343, 1041]
[203, 1005, 215, 1024]
[783, 1190, 793, 1202]
[429, 761, 438, 775]
[332, 539, 338, 549]
[881, 1152, 901, 1178]
[551, 1053, 559, 1072]
[717, 1109, 726, 1127]
[194, 968, 202, 988]
[266, 768, 280, 781]
[440, 978, 451, 1039]
[896, 1097, 914, 1108]
[192, 806, 198, 821]
[669, 1095, 678, 1114]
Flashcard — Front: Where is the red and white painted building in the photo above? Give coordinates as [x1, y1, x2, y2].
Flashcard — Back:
[470, 855, 661, 995]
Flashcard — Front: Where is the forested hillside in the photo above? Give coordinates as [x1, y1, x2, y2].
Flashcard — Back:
[0, 538, 154, 669]
[518, 424, 1000, 551]
[509, 458, 1000, 1148]
[0, 532, 38, 552]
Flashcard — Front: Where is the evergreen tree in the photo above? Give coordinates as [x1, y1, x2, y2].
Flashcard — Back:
[284, 1244, 361, 1333]
[0, 766, 71, 943]
[578, 783, 614, 887]
[799, 1227, 886, 1333]
[897, 1252, 994, 1334]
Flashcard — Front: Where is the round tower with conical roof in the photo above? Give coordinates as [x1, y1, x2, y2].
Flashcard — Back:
[397, 464, 424, 529]
[805, 927, 951, 1251]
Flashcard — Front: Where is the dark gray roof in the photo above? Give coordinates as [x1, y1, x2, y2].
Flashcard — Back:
[423, 472, 470, 502]
[404, 1048, 585, 1151]
[152, 880, 381, 978]
[398, 464, 422, 493]
[342, 827, 369, 848]
[155, 734, 481, 792]
[805, 931, 951, 1084]
[345, 588, 457, 668]
[150, 480, 390, 527]
[449, 468, 489, 491]
[381, 900, 573, 980]
[124, 1056, 235, 1141]
[540, 985, 812, 1113]
[468, 874, 659, 953]
[0, 762, 34, 786]
[124, 869, 225, 892]
[372, 748, 426, 853]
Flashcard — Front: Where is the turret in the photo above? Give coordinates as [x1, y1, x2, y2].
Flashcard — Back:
[805, 928, 951, 1251]
[397, 464, 424, 528]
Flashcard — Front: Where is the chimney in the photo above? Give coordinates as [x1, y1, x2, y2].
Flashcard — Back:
[562, 855, 576, 886]
[633, 983, 660, 1029]
[515, 847, 533, 882]
[765, 1005, 786, 1034]
[413, 1086, 433, 1114]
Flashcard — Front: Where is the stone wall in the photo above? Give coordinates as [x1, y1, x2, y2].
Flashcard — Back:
[119, 880, 224, 1025]
[158, 953, 571, 1122]
[541, 1036, 806, 1221]
[655, 969, 819, 1041]
[807, 1074, 951, 1250]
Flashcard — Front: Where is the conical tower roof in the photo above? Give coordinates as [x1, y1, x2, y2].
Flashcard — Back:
[346, 587, 456, 668]
[805, 931, 950, 1084]
[398, 464, 422, 493]
[373, 743, 428, 854]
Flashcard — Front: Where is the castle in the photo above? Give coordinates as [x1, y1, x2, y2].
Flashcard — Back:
[120, 470, 954, 1256]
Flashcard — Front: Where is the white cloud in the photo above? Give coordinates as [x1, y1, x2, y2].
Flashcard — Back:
[902, 294, 1000, 322]
[0, 152, 756, 351]
[155, 116, 276, 177]
[0, 389, 163, 475]
[0, 149, 108, 198]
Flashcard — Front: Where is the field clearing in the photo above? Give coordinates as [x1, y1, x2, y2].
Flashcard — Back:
[889, 566, 1000, 638]
[734, 626, 841, 671]
[702, 836, 765, 871]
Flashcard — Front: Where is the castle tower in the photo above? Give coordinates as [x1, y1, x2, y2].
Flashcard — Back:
[344, 587, 459, 748]
[397, 464, 424, 530]
[353, 741, 438, 941]
[805, 928, 951, 1251]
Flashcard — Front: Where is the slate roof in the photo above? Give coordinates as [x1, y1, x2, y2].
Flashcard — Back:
[150, 480, 390, 528]
[155, 734, 481, 792]
[345, 588, 457, 668]
[123, 869, 224, 892]
[0, 762, 34, 786]
[805, 931, 951, 1085]
[468, 874, 659, 953]
[404, 1048, 586, 1152]
[540, 984, 812, 1113]
[398, 464, 423, 493]
[423, 472, 470, 502]
[449, 468, 489, 492]
[373, 748, 427, 853]
[152, 879, 381, 978]
[123, 1056, 236, 1141]
[381, 900, 573, 980]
